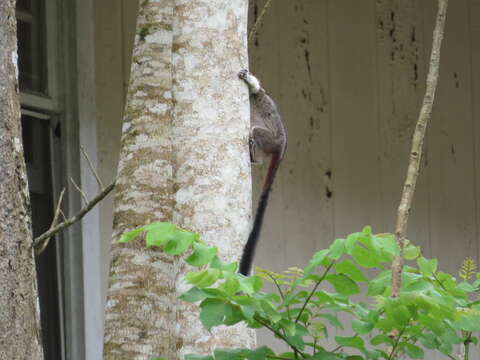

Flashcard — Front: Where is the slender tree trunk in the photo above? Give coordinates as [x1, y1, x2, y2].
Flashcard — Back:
[0, 1, 44, 359]
[171, 0, 255, 356]
[104, 1, 254, 358]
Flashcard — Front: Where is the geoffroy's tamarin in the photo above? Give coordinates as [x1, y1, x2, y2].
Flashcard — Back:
[238, 69, 287, 276]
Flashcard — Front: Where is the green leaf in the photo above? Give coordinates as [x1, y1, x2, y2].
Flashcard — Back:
[403, 243, 421, 260]
[219, 274, 240, 296]
[402, 343, 424, 359]
[326, 274, 360, 296]
[185, 269, 221, 288]
[246, 346, 275, 360]
[453, 314, 480, 331]
[118, 227, 144, 243]
[335, 335, 364, 350]
[210, 256, 237, 273]
[370, 334, 393, 346]
[352, 319, 374, 334]
[329, 238, 345, 260]
[310, 349, 338, 359]
[317, 313, 344, 329]
[417, 257, 438, 276]
[352, 245, 380, 268]
[238, 275, 263, 294]
[259, 299, 281, 323]
[213, 348, 247, 360]
[164, 230, 197, 255]
[345, 232, 361, 254]
[186, 242, 217, 267]
[304, 249, 330, 275]
[367, 270, 391, 296]
[179, 287, 207, 303]
[199, 299, 234, 330]
[335, 260, 368, 282]
[185, 354, 214, 360]
[144, 222, 177, 247]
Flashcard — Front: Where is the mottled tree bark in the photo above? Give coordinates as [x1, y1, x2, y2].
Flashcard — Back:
[104, 0, 254, 358]
[0, 1, 44, 359]
[171, 0, 255, 357]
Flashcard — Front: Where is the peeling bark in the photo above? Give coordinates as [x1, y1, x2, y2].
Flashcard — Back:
[104, 0, 253, 358]
[0, 1, 44, 359]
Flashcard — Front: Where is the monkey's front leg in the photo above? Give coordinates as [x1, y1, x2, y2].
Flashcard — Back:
[239, 69, 261, 94]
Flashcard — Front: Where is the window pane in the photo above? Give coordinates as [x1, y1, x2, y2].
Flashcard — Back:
[22, 114, 62, 360]
[16, 0, 47, 93]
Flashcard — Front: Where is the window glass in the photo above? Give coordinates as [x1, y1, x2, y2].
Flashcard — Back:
[16, 0, 47, 94]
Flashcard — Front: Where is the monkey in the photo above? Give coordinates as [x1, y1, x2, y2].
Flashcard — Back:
[238, 69, 287, 276]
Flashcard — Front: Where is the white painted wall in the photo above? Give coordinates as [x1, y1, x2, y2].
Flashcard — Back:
[93, 0, 480, 358]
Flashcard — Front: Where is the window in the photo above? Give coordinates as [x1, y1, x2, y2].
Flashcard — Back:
[16, 0, 64, 358]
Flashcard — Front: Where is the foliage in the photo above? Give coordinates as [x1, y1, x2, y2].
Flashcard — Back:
[121, 224, 480, 360]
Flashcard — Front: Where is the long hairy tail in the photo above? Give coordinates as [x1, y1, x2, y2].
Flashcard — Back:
[239, 152, 281, 275]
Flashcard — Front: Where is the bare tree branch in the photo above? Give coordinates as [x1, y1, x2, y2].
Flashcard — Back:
[248, 0, 273, 42]
[70, 176, 88, 205]
[80, 145, 105, 189]
[34, 179, 116, 254]
[391, 0, 448, 297]
[35, 188, 66, 254]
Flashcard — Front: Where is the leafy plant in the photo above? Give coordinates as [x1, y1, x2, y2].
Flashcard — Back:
[121, 223, 480, 360]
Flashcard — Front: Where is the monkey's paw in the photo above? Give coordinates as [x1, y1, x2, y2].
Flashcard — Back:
[238, 69, 260, 93]
[238, 68, 250, 80]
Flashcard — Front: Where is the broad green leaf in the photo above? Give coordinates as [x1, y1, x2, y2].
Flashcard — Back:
[417, 257, 438, 276]
[213, 348, 246, 360]
[259, 299, 281, 323]
[352, 319, 374, 334]
[329, 238, 345, 260]
[119, 227, 144, 243]
[304, 249, 330, 275]
[345, 232, 361, 254]
[239, 275, 263, 294]
[374, 233, 399, 256]
[392, 305, 411, 327]
[453, 314, 480, 331]
[219, 274, 240, 296]
[164, 230, 197, 255]
[310, 349, 338, 360]
[179, 287, 207, 303]
[186, 242, 217, 267]
[335, 335, 364, 350]
[185, 355, 214, 360]
[210, 256, 237, 273]
[144, 222, 177, 247]
[403, 243, 421, 260]
[401, 343, 424, 359]
[335, 260, 368, 282]
[352, 245, 380, 268]
[199, 299, 234, 330]
[317, 313, 344, 329]
[367, 270, 391, 296]
[185, 269, 221, 288]
[326, 274, 360, 296]
[370, 334, 393, 346]
[246, 346, 275, 360]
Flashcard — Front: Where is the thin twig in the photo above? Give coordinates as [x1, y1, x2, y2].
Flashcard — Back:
[391, 0, 448, 297]
[80, 146, 104, 189]
[254, 316, 307, 358]
[34, 188, 66, 254]
[34, 179, 116, 254]
[295, 262, 334, 323]
[70, 177, 88, 205]
[248, 0, 273, 42]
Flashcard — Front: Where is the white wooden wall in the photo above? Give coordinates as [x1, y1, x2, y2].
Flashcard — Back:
[249, 0, 480, 357]
[94, 0, 480, 358]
